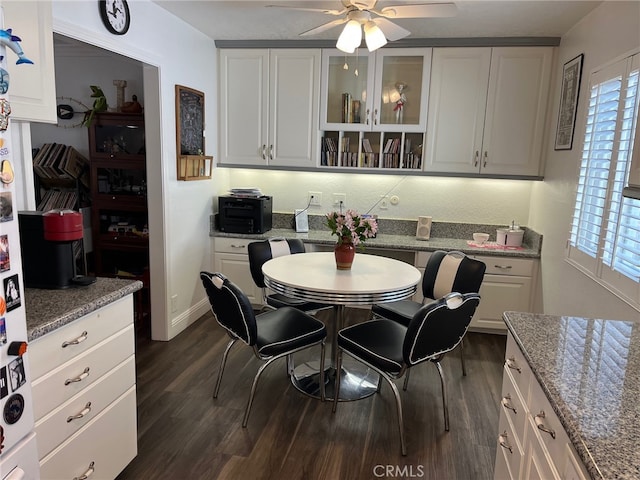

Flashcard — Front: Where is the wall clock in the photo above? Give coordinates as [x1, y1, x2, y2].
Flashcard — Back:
[99, 0, 130, 35]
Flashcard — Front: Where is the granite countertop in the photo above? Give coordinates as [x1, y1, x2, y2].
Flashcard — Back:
[25, 277, 143, 342]
[503, 311, 640, 480]
[210, 214, 542, 259]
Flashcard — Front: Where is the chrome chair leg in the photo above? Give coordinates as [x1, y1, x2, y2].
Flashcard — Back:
[382, 371, 407, 456]
[402, 369, 411, 391]
[214, 338, 237, 398]
[460, 339, 467, 376]
[434, 360, 449, 431]
[332, 350, 343, 413]
[319, 340, 326, 402]
[286, 354, 294, 376]
[242, 356, 278, 427]
[376, 375, 382, 393]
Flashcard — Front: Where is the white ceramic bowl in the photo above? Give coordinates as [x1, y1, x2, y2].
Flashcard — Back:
[473, 232, 490, 244]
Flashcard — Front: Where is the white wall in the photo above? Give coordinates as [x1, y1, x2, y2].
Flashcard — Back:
[49, 0, 226, 340]
[529, 2, 640, 321]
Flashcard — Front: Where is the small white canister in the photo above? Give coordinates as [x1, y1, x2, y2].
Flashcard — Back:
[496, 225, 524, 247]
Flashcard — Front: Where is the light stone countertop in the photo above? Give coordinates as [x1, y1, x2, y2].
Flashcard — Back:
[25, 277, 143, 342]
[503, 311, 640, 480]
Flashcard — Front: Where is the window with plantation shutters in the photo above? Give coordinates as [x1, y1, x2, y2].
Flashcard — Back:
[568, 52, 640, 308]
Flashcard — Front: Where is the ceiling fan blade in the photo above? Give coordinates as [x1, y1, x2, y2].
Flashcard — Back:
[372, 17, 410, 41]
[299, 18, 348, 37]
[266, 5, 346, 16]
[376, 3, 457, 19]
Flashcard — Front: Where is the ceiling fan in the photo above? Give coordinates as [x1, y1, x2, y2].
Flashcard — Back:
[267, 1, 457, 53]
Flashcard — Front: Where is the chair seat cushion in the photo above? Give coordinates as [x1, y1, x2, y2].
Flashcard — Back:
[338, 319, 407, 374]
[266, 293, 328, 312]
[255, 306, 326, 357]
[371, 299, 433, 326]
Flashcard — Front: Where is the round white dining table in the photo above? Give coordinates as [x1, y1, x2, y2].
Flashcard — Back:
[262, 251, 421, 401]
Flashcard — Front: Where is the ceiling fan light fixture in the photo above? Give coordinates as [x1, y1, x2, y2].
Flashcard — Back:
[363, 20, 387, 51]
[336, 20, 362, 53]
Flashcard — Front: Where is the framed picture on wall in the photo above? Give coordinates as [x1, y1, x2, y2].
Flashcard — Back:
[555, 54, 584, 150]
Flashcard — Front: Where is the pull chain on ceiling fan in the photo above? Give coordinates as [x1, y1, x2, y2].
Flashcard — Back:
[267, 1, 457, 53]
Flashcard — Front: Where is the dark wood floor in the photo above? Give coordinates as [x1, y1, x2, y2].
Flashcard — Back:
[117, 308, 506, 480]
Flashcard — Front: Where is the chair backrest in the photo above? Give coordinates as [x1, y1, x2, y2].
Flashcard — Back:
[200, 271, 257, 346]
[422, 250, 486, 300]
[403, 292, 481, 366]
[248, 238, 306, 288]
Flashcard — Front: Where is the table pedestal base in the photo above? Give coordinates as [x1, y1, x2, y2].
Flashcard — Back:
[291, 358, 379, 401]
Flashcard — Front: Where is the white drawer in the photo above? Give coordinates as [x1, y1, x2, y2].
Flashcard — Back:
[32, 324, 134, 420]
[214, 237, 254, 254]
[39, 386, 137, 480]
[504, 335, 531, 401]
[473, 256, 534, 276]
[497, 398, 524, 480]
[500, 365, 527, 451]
[35, 355, 135, 459]
[29, 295, 134, 379]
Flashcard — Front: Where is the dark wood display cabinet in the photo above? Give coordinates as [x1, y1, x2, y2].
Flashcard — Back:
[88, 112, 150, 332]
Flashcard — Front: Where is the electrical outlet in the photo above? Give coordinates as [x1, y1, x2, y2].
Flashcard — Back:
[379, 195, 389, 209]
[308, 191, 322, 206]
[332, 193, 346, 208]
[171, 294, 178, 313]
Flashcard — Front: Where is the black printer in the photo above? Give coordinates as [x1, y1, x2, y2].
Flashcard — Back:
[218, 195, 272, 234]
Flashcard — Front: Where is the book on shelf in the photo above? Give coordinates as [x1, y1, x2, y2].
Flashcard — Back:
[32, 144, 89, 183]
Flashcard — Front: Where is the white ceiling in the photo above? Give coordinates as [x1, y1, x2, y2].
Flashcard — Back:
[151, 0, 603, 42]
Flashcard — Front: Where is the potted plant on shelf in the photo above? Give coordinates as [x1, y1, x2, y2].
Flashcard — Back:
[326, 210, 378, 270]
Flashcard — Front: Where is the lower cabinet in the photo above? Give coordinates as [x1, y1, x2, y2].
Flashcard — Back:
[30, 295, 137, 478]
[494, 334, 590, 480]
[213, 237, 262, 305]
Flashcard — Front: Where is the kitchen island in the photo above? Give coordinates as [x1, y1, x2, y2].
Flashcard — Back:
[500, 311, 640, 480]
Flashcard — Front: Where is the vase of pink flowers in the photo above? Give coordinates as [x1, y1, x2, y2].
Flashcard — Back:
[326, 210, 378, 270]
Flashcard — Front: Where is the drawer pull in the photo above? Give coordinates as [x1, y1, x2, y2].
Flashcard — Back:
[505, 357, 521, 374]
[67, 402, 92, 423]
[65, 367, 90, 386]
[534, 411, 556, 439]
[493, 265, 513, 270]
[73, 461, 95, 480]
[498, 431, 513, 454]
[62, 331, 88, 348]
[501, 394, 517, 414]
[230, 244, 246, 250]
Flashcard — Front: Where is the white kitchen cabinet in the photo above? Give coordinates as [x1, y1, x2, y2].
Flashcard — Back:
[415, 252, 536, 332]
[425, 47, 553, 177]
[319, 48, 430, 170]
[218, 49, 320, 167]
[30, 295, 137, 477]
[213, 237, 262, 305]
[494, 334, 591, 480]
[3, 0, 57, 123]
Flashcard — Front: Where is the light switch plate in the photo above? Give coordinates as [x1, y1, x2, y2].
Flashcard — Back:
[295, 209, 309, 232]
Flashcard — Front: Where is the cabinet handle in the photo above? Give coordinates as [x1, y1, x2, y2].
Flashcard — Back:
[498, 431, 513, 454]
[261, 144, 266, 160]
[366, 109, 370, 125]
[374, 108, 378, 125]
[474, 150, 479, 167]
[269, 144, 273, 161]
[501, 394, 517, 414]
[62, 331, 88, 348]
[534, 411, 556, 439]
[73, 461, 95, 480]
[505, 357, 521, 374]
[494, 265, 513, 270]
[64, 367, 90, 386]
[483, 151, 488, 167]
[67, 402, 92, 423]
[230, 244, 246, 249]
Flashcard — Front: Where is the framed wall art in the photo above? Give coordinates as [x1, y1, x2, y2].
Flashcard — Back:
[175, 85, 212, 180]
[555, 53, 584, 150]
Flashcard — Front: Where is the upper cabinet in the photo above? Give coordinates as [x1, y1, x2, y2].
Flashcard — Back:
[218, 49, 320, 167]
[320, 48, 431, 132]
[3, 0, 57, 123]
[425, 47, 553, 177]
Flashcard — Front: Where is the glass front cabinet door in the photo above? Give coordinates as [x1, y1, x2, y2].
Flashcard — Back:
[320, 48, 431, 133]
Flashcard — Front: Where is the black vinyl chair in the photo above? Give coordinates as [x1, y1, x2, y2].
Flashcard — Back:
[200, 271, 327, 427]
[371, 250, 486, 376]
[333, 292, 481, 455]
[248, 238, 329, 312]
